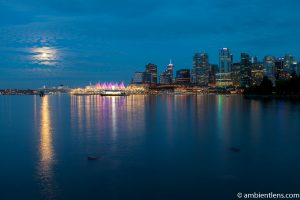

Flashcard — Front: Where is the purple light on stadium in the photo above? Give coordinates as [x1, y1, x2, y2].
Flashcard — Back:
[102, 82, 107, 89]
[97, 81, 126, 90]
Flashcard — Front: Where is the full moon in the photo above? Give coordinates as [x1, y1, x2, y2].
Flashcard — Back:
[30, 47, 59, 66]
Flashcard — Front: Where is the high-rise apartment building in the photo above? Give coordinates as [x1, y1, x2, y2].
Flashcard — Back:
[145, 63, 158, 84]
[175, 69, 190, 84]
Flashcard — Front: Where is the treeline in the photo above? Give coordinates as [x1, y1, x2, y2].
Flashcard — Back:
[243, 74, 300, 95]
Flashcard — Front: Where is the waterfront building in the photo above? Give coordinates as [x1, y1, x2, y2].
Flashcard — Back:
[251, 56, 258, 65]
[231, 63, 241, 86]
[251, 69, 264, 86]
[240, 53, 252, 87]
[160, 73, 172, 84]
[216, 48, 233, 87]
[159, 60, 174, 84]
[296, 62, 300, 75]
[132, 72, 146, 84]
[252, 60, 264, 71]
[145, 63, 158, 84]
[166, 60, 174, 82]
[219, 48, 233, 73]
[263, 56, 276, 85]
[144, 73, 152, 84]
[191, 53, 209, 85]
[175, 69, 190, 84]
[275, 58, 285, 80]
[284, 54, 295, 72]
[291, 61, 298, 74]
[208, 64, 218, 85]
[251, 61, 264, 86]
[215, 72, 233, 87]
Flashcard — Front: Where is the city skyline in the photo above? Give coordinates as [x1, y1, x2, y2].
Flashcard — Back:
[1, 0, 300, 88]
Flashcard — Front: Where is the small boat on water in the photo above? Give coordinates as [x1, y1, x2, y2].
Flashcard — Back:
[100, 90, 127, 96]
[87, 156, 98, 160]
[39, 91, 45, 97]
[229, 147, 241, 153]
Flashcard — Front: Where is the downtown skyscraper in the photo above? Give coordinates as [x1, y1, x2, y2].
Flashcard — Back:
[219, 48, 233, 73]
[145, 63, 158, 84]
[160, 60, 174, 84]
[263, 56, 276, 85]
[240, 53, 252, 87]
[191, 53, 209, 86]
[215, 48, 234, 86]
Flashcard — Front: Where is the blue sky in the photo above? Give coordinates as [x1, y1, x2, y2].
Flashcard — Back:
[0, 0, 300, 88]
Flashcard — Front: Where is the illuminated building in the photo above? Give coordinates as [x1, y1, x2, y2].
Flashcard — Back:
[216, 48, 233, 87]
[263, 56, 276, 85]
[296, 62, 300, 75]
[251, 69, 264, 86]
[291, 61, 298, 74]
[209, 64, 218, 85]
[145, 63, 158, 84]
[231, 63, 241, 86]
[159, 60, 174, 84]
[96, 82, 125, 90]
[70, 81, 126, 95]
[251, 56, 258, 64]
[166, 60, 174, 82]
[175, 69, 190, 84]
[284, 54, 295, 72]
[143, 73, 152, 84]
[132, 72, 146, 84]
[215, 72, 233, 87]
[275, 58, 285, 80]
[191, 53, 209, 85]
[160, 74, 172, 84]
[219, 48, 233, 73]
[240, 53, 252, 87]
[251, 60, 264, 85]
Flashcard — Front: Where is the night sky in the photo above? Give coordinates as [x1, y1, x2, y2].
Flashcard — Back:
[1, 0, 300, 88]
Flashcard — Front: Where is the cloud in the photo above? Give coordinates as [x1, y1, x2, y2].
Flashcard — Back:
[1, 0, 300, 87]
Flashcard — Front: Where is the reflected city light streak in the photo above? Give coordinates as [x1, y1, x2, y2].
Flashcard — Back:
[217, 95, 223, 138]
[38, 96, 56, 199]
[77, 96, 83, 132]
[34, 95, 37, 128]
[125, 95, 146, 133]
[85, 96, 92, 132]
[69, 95, 145, 144]
[111, 97, 117, 139]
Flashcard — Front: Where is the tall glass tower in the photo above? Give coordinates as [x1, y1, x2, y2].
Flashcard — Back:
[219, 48, 233, 73]
[192, 53, 209, 85]
[263, 56, 276, 85]
[145, 63, 158, 84]
[240, 53, 251, 87]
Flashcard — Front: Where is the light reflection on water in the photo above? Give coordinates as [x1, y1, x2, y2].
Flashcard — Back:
[70, 95, 145, 137]
[14, 95, 299, 199]
[38, 96, 56, 199]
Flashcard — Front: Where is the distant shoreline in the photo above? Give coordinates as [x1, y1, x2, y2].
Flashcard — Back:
[1, 92, 300, 100]
[243, 94, 300, 100]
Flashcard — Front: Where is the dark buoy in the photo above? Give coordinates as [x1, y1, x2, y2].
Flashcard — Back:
[229, 147, 241, 153]
[87, 156, 98, 160]
[39, 91, 45, 97]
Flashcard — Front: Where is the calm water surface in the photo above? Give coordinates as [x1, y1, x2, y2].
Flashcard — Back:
[0, 95, 299, 200]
